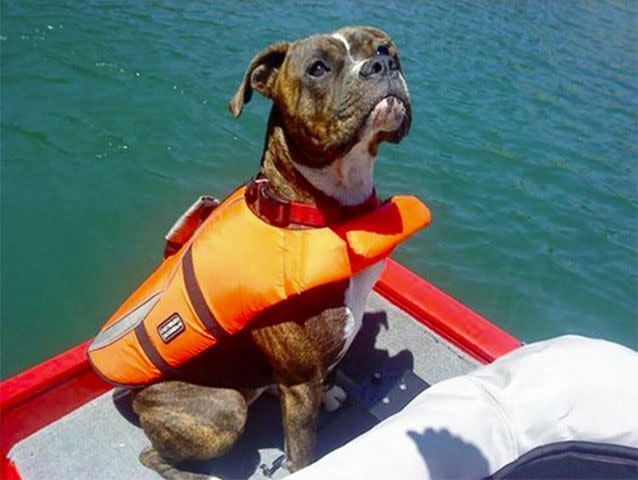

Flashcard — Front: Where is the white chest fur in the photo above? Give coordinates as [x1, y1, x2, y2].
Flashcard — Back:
[292, 132, 376, 206]
[263, 259, 383, 413]
[335, 260, 385, 366]
[291, 92, 401, 367]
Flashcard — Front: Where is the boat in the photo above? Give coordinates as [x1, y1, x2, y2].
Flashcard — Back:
[0, 258, 521, 480]
[286, 334, 638, 480]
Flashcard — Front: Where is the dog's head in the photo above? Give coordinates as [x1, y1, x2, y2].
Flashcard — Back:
[230, 26, 411, 168]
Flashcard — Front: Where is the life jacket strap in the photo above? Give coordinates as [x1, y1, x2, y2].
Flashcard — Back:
[134, 321, 181, 379]
[182, 246, 228, 339]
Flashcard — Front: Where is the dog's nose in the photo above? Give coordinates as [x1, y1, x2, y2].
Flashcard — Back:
[359, 55, 399, 79]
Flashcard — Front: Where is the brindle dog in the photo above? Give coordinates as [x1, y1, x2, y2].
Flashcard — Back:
[133, 26, 412, 479]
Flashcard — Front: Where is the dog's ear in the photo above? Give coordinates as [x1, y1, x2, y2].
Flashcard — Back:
[229, 42, 290, 118]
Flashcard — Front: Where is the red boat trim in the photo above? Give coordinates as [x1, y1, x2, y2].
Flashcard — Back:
[0, 259, 520, 479]
[3, 459, 20, 480]
[375, 259, 521, 363]
[1, 341, 111, 479]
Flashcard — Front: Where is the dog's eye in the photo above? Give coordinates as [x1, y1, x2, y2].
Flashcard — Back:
[376, 45, 390, 56]
[308, 60, 330, 77]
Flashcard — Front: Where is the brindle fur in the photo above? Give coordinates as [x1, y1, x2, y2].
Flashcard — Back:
[133, 26, 411, 478]
[133, 308, 349, 476]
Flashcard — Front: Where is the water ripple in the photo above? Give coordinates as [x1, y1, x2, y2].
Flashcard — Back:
[1, 0, 637, 378]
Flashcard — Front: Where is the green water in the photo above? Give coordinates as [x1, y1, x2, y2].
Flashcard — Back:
[1, 1, 637, 379]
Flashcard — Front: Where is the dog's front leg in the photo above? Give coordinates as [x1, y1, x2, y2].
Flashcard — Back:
[251, 320, 325, 472]
[278, 378, 322, 471]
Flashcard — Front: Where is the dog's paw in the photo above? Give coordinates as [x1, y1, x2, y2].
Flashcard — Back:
[322, 384, 347, 412]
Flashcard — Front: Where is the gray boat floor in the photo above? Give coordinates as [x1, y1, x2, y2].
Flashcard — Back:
[9, 292, 480, 480]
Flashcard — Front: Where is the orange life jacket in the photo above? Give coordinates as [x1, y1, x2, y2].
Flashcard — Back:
[88, 185, 431, 387]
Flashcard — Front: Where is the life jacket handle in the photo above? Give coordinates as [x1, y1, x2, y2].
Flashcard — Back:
[163, 196, 221, 258]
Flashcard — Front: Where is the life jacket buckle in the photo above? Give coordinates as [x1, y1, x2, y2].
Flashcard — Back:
[260, 184, 291, 227]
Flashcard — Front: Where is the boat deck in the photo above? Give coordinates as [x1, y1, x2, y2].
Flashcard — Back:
[8, 291, 480, 480]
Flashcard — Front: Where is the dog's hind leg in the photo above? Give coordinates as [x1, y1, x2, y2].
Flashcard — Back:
[133, 381, 247, 479]
[139, 447, 214, 480]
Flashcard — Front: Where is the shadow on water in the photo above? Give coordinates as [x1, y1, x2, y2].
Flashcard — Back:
[111, 310, 419, 479]
[407, 428, 490, 480]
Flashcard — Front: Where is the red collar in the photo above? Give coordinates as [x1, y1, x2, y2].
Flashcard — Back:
[245, 177, 380, 228]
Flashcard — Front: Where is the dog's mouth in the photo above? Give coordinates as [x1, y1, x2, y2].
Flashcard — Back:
[368, 95, 408, 133]
[351, 93, 410, 149]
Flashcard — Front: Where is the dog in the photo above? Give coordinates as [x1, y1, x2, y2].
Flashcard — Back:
[132, 26, 412, 479]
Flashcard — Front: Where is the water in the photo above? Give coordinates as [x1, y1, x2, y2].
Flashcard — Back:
[1, 1, 637, 379]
